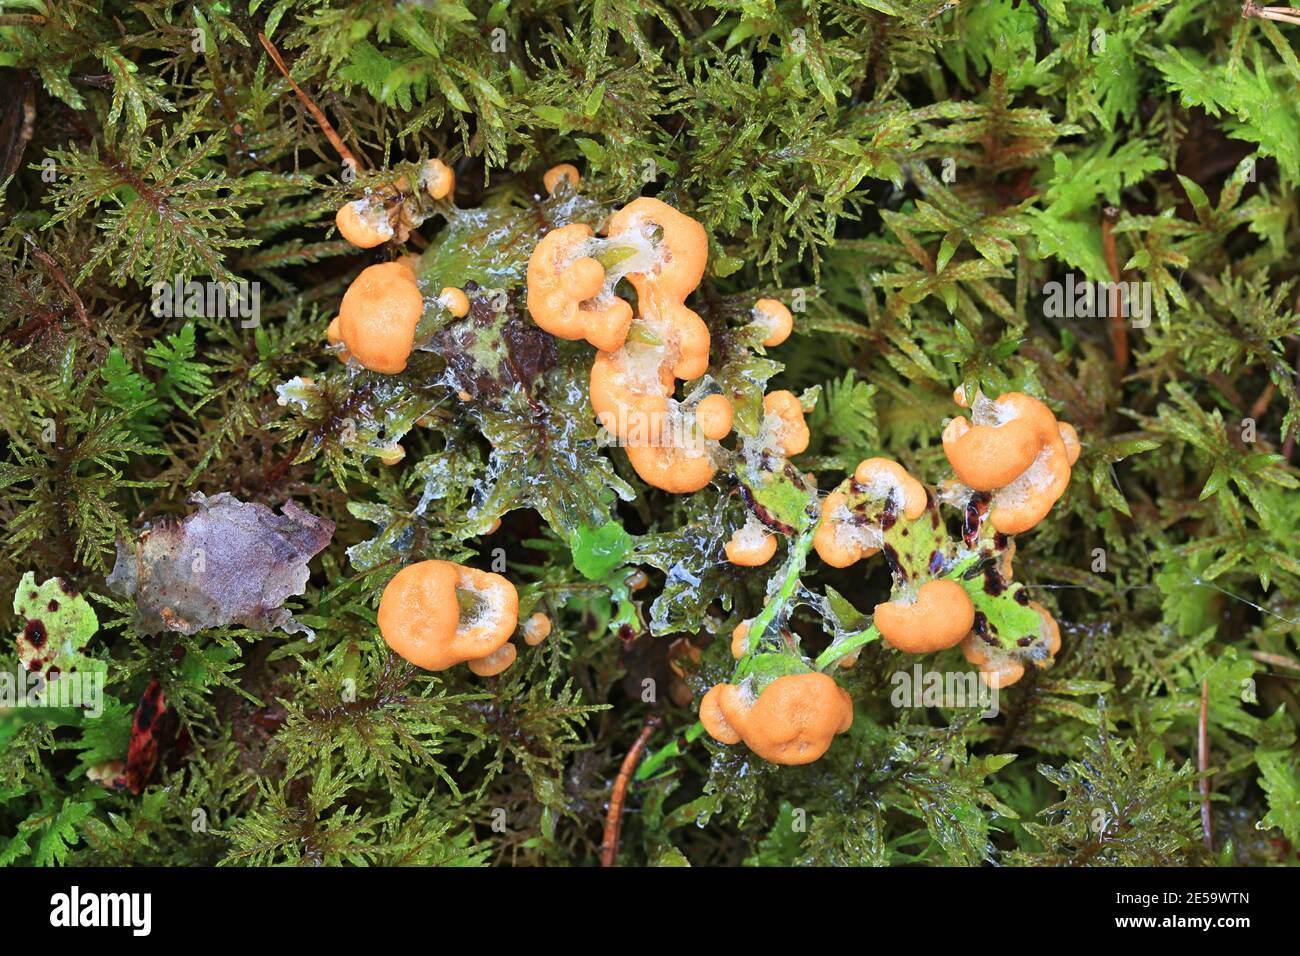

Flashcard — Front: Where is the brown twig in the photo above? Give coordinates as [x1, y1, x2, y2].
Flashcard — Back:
[1248, 649, 1300, 672]
[1284, 340, 1299, 460]
[5, 305, 72, 344]
[0, 13, 46, 25]
[1101, 206, 1128, 370]
[1199, 679, 1212, 853]
[1243, 1, 1300, 24]
[1248, 381, 1275, 422]
[257, 32, 364, 173]
[24, 234, 90, 332]
[1, 73, 35, 183]
[600, 714, 662, 867]
[71, 73, 116, 91]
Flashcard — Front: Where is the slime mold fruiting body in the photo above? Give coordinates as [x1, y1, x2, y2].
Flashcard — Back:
[589, 198, 713, 491]
[378, 559, 519, 675]
[543, 163, 581, 194]
[336, 262, 425, 374]
[760, 390, 810, 457]
[422, 158, 455, 201]
[695, 393, 734, 441]
[699, 672, 853, 765]
[752, 297, 794, 347]
[526, 222, 634, 352]
[327, 156, 470, 373]
[336, 200, 393, 248]
[438, 287, 470, 319]
[525, 193, 720, 493]
[873, 578, 974, 653]
[467, 642, 517, 677]
[523, 612, 552, 646]
[813, 457, 926, 569]
[942, 390, 1075, 534]
[724, 515, 778, 567]
[335, 158, 455, 254]
[962, 600, 1061, 688]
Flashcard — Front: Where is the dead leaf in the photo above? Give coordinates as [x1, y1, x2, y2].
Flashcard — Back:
[125, 679, 171, 795]
[87, 760, 127, 791]
[107, 492, 335, 638]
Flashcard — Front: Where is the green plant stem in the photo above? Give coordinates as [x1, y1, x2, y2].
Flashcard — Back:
[815, 623, 880, 670]
[634, 721, 706, 782]
[737, 518, 818, 663]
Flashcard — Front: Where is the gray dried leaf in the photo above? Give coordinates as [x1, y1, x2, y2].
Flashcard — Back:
[107, 492, 335, 638]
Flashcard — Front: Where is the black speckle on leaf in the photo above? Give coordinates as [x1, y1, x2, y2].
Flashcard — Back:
[983, 566, 1006, 596]
[23, 619, 47, 648]
[880, 502, 898, 531]
[962, 492, 990, 544]
[882, 544, 904, 581]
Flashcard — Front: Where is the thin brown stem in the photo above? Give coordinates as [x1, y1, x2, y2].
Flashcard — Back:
[1243, 1, 1300, 24]
[24, 234, 90, 332]
[1199, 679, 1212, 853]
[600, 714, 662, 867]
[1102, 206, 1128, 370]
[1248, 382, 1275, 422]
[1248, 649, 1300, 672]
[1284, 339, 1299, 460]
[258, 32, 364, 172]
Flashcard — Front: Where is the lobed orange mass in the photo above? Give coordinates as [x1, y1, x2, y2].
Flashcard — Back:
[378, 560, 520, 675]
[700, 673, 853, 765]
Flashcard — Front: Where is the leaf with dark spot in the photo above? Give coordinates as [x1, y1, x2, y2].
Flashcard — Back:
[11, 572, 101, 676]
